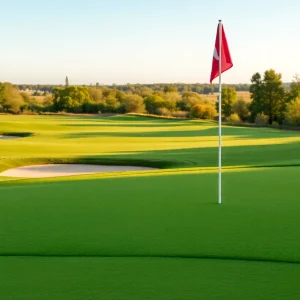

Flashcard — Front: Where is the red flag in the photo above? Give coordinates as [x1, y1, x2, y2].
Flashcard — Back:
[210, 23, 233, 84]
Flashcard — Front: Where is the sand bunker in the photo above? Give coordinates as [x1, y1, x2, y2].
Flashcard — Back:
[0, 164, 157, 178]
[0, 135, 22, 140]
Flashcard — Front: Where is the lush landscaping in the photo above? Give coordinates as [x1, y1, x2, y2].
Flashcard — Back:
[1, 114, 300, 299]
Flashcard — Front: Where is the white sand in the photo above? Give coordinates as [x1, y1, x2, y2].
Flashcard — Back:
[0, 164, 157, 178]
[0, 135, 21, 140]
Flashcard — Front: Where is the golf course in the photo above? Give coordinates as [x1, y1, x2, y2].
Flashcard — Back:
[1, 114, 300, 299]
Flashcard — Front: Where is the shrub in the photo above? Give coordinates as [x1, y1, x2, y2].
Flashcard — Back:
[233, 98, 250, 121]
[190, 104, 216, 119]
[171, 111, 188, 118]
[156, 107, 171, 116]
[72, 106, 83, 113]
[82, 102, 99, 114]
[20, 110, 39, 115]
[255, 113, 268, 126]
[226, 113, 241, 123]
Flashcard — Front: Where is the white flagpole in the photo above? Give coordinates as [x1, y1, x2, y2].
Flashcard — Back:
[218, 20, 222, 204]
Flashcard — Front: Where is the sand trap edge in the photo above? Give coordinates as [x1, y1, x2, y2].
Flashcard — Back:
[0, 164, 158, 178]
[0, 135, 23, 140]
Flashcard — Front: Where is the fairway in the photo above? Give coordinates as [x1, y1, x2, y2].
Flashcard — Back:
[1, 115, 300, 299]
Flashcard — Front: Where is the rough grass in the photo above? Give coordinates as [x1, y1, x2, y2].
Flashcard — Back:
[1, 114, 300, 299]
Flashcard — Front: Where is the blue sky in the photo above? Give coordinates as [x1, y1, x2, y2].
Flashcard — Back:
[0, 0, 299, 84]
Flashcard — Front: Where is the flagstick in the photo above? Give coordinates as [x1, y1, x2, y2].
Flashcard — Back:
[218, 20, 222, 204]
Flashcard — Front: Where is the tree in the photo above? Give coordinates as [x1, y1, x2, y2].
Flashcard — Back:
[177, 92, 204, 111]
[284, 97, 300, 125]
[144, 94, 164, 114]
[21, 93, 44, 113]
[88, 87, 103, 102]
[43, 95, 54, 111]
[105, 96, 119, 112]
[0, 83, 24, 113]
[164, 85, 178, 93]
[53, 86, 91, 112]
[249, 69, 285, 124]
[121, 95, 145, 113]
[115, 90, 127, 102]
[136, 87, 153, 97]
[190, 104, 216, 119]
[162, 92, 181, 111]
[233, 98, 250, 121]
[65, 76, 69, 87]
[262, 69, 285, 124]
[215, 86, 237, 118]
[102, 88, 117, 98]
[249, 72, 264, 121]
[0, 83, 6, 110]
[203, 86, 214, 94]
[286, 75, 300, 102]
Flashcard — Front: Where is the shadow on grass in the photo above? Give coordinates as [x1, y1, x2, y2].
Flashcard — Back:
[0, 156, 185, 174]
[62, 126, 300, 139]
[59, 115, 209, 128]
[83, 140, 300, 168]
[1, 132, 34, 137]
[106, 115, 194, 123]
[1, 139, 300, 173]
[60, 122, 198, 128]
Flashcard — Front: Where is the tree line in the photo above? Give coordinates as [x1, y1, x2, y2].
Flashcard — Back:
[17, 83, 250, 95]
[1, 70, 300, 127]
[0, 82, 217, 117]
[51, 85, 217, 118]
[216, 70, 300, 126]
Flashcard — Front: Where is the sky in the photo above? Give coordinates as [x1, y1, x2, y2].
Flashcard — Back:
[0, 0, 299, 85]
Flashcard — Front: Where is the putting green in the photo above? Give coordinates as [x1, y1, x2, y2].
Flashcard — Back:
[1, 115, 300, 299]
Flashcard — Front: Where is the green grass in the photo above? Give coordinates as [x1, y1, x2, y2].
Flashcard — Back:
[1, 167, 300, 263]
[1, 114, 300, 171]
[1, 257, 300, 300]
[1, 114, 300, 299]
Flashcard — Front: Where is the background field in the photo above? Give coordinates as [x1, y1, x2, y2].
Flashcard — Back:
[1, 114, 300, 299]
[202, 91, 251, 103]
